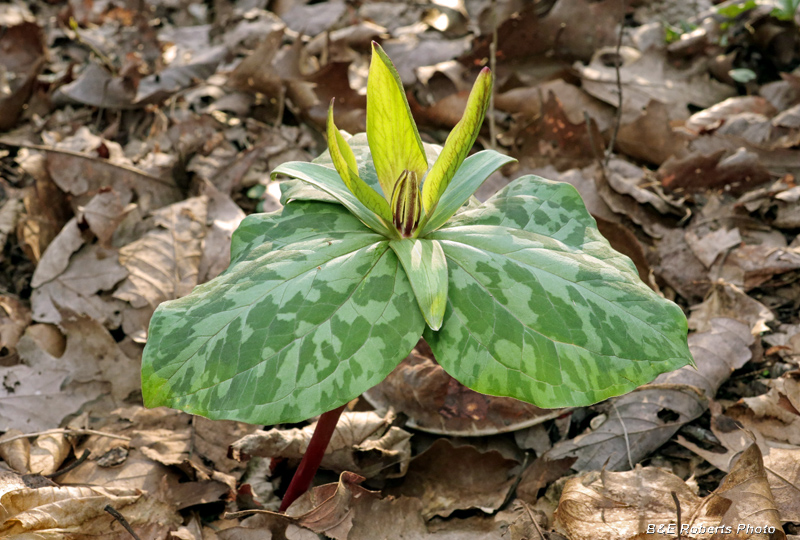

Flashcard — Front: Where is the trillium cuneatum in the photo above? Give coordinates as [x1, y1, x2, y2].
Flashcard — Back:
[141, 43, 694, 435]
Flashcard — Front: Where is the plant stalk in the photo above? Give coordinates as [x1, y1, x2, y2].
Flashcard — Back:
[279, 404, 347, 512]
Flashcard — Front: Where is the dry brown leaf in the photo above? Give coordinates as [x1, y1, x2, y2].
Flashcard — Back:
[0, 430, 30, 474]
[230, 410, 411, 479]
[0, 471, 181, 538]
[198, 182, 246, 283]
[0, 9, 45, 131]
[685, 228, 742, 268]
[658, 148, 771, 195]
[365, 344, 562, 436]
[29, 218, 84, 289]
[78, 189, 130, 247]
[689, 282, 774, 335]
[615, 100, 689, 166]
[685, 97, 778, 134]
[555, 443, 785, 540]
[114, 196, 207, 310]
[577, 46, 736, 123]
[29, 432, 70, 476]
[41, 146, 182, 215]
[0, 296, 31, 366]
[555, 466, 713, 540]
[678, 402, 800, 522]
[700, 444, 784, 540]
[387, 438, 519, 519]
[546, 318, 753, 471]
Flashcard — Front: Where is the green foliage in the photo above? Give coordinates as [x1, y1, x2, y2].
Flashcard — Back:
[772, 0, 800, 20]
[142, 45, 694, 425]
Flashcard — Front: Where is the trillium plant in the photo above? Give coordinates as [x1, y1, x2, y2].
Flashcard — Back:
[142, 43, 694, 510]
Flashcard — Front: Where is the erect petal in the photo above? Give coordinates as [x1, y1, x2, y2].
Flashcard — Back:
[421, 67, 493, 216]
[367, 42, 429, 201]
[327, 101, 393, 225]
[390, 169, 421, 238]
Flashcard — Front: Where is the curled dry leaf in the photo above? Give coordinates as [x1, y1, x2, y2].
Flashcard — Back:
[0, 430, 30, 474]
[685, 96, 778, 135]
[230, 410, 412, 479]
[0, 469, 181, 538]
[555, 443, 784, 540]
[658, 148, 771, 195]
[78, 189, 129, 247]
[29, 432, 70, 476]
[678, 402, 800, 523]
[688, 282, 774, 335]
[365, 344, 562, 436]
[546, 318, 753, 471]
[577, 46, 736, 123]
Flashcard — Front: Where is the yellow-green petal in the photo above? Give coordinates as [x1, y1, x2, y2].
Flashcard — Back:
[327, 102, 393, 224]
[367, 42, 429, 200]
[422, 67, 493, 216]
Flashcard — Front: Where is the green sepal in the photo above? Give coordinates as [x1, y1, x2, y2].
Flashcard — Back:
[367, 42, 429, 200]
[142, 201, 425, 425]
[326, 102, 393, 224]
[389, 238, 448, 331]
[272, 161, 397, 238]
[421, 67, 493, 216]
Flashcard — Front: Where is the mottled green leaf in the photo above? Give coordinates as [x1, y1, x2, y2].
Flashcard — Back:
[271, 161, 395, 237]
[425, 175, 693, 409]
[367, 43, 429, 198]
[142, 202, 425, 424]
[389, 238, 448, 330]
[421, 68, 493, 215]
[419, 150, 516, 236]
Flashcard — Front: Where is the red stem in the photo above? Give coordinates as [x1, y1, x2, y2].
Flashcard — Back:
[279, 404, 347, 512]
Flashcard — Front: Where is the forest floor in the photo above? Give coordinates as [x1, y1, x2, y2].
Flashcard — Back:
[1, 0, 800, 538]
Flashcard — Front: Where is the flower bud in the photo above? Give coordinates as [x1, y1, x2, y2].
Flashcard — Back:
[391, 169, 421, 238]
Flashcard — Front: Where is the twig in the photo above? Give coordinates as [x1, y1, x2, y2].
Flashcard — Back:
[671, 491, 683, 539]
[0, 429, 130, 445]
[45, 449, 91, 478]
[104, 505, 142, 540]
[612, 402, 634, 470]
[488, 0, 498, 150]
[604, 0, 626, 169]
[520, 499, 546, 540]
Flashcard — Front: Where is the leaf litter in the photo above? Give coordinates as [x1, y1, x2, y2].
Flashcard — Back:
[2, 0, 800, 538]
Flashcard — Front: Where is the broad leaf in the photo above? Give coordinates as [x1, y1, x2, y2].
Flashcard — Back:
[367, 43, 429, 197]
[142, 202, 425, 424]
[425, 175, 693, 409]
[326, 104, 393, 223]
[271, 161, 394, 237]
[389, 238, 448, 330]
[419, 150, 516, 236]
[421, 68, 493, 215]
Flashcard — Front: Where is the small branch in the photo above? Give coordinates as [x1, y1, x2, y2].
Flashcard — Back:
[612, 402, 634, 470]
[604, 0, 626, 169]
[46, 449, 91, 478]
[279, 404, 347, 512]
[104, 505, 142, 540]
[0, 429, 130, 445]
[671, 490, 683, 539]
